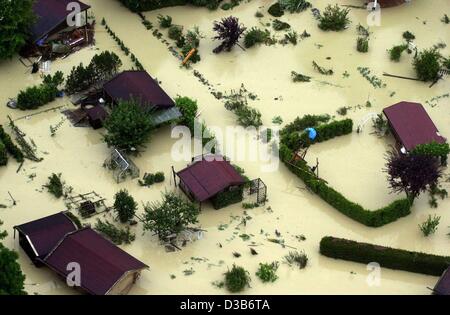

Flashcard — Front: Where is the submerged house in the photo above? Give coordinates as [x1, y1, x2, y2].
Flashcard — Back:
[13, 211, 78, 266]
[41, 228, 148, 295]
[103, 70, 182, 126]
[383, 101, 446, 153]
[434, 267, 450, 295]
[22, 0, 94, 58]
[176, 154, 246, 209]
[14, 213, 148, 295]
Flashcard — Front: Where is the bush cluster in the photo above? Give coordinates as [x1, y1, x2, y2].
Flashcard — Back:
[65, 50, 122, 94]
[244, 27, 270, 48]
[318, 4, 351, 31]
[224, 264, 251, 292]
[320, 236, 450, 276]
[118, 0, 221, 12]
[175, 96, 199, 133]
[411, 142, 450, 165]
[17, 72, 64, 110]
[0, 141, 7, 166]
[212, 185, 244, 210]
[139, 172, 165, 186]
[95, 219, 136, 245]
[114, 189, 138, 223]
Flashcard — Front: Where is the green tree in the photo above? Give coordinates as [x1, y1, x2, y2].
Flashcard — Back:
[143, 191, 200, 240]
[0, 221, 27, 295]
[104, 100, 154, 153]
[114, 190, 138, 223]
[413, 48, 441, 81]
[0, 0, 35, 59]
[175, 96, 198, 133]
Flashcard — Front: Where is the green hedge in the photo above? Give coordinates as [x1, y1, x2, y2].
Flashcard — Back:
[320, 236, 450, 276]
[211, 185, 244, 210]
[118, 0, 221, 12]
[411, 142, 450, 165]
[17, 72, 64, 110]
[0, 125, 24, 163]
[0, 141, 7, 166]
[279, 117, 412, 227]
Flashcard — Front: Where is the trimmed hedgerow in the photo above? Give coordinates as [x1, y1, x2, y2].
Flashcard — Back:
[320, 236, 450, 276]
[0, 125, 24, 163]
[17, 71, 64, 110]
[279, 116, 413, 227]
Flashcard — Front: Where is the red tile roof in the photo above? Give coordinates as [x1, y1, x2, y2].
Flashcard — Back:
[434, 267, 450, 295]
[42, 228, 148, 295]
[177, 155, 246, 202]
[31, 0, 91, 42]
[103, 71, 175, 111]
[383, 102, 446, 151]
[14, 212, 78, 259]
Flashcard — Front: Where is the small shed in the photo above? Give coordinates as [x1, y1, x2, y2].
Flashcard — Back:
[13, 212, 79, 266]
[84, 105, 108, 129]
[383, 101, 446, 152]
[41, 228, 148, 295]
[433, 267, 450, 295]
[102, 71, 181, 125]
[176, 154, 246, 208]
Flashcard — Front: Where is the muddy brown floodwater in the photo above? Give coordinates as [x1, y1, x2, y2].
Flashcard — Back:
[0, 0, 449, 295]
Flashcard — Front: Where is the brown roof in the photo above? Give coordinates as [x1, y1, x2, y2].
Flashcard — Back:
[14, 212, 78, 259]
[364, 0, 405, 7]
[103, 71, 175, 111]
[177, 155, 246, 202]
[383, 101, 446, 151]
[42, 228, 148, 295]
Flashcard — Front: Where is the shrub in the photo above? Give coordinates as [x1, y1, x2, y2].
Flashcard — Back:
[256, 262, 279, 283]
[0, 125, 23, 163]
[278, 0, 311, 13]
[320, 236, 450, 276]
[139, 172, 165, 186]
[64, 212, 83, 229]
[356, 36, 369, 53]
[268, 2, 284, 17]
[402, 31, 415, 42]
[411, 142, 450, 165]
[244, 27, 270, 48]
[157, 14, 172, 28]
[389, 44, 408, 62]
[284, 31, 298, 45]
[419, 215, 440, 237]
[118, 0, 221, 12]
[224, 265, 251, 292]
[284, 251, 308, 269]
[95, 219, 135, 245]
[318, 4, 350, 31]
[104, 99, 154, 153]
[17, 71, 64, 110]
[272, 19, 290, 31]
[44, 173, 64, 198]
[211, 185, 244, 209]
[235, 106, 263, 128]
[114, 189, 138, 223]
[168, 25, 183, 41]
[0, 141, 7, 166]
[413, 48, 441, 81]
[143, 191, 200, 240]
[175, 96, 198, 133]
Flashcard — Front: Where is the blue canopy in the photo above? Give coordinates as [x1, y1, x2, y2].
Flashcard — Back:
[305, 128, 317, 141]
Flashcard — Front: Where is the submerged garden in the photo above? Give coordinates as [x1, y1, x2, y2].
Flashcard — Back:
[0, 0, 449, 295]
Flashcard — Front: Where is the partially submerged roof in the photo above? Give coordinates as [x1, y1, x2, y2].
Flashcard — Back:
[383, 101, 446, 151]
[42, 228, 148, 295]
[31, 0, 91, 42]
[85, 105, 108, 121]
[14, 212, 78, 259]
[376, 0, 406, 8]
[103, 71, 175, 111]
[434, 267, 450, 295]
[177, 155, 245, 202]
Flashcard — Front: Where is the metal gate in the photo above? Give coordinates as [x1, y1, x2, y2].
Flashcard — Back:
[244, 178, 267, 205]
